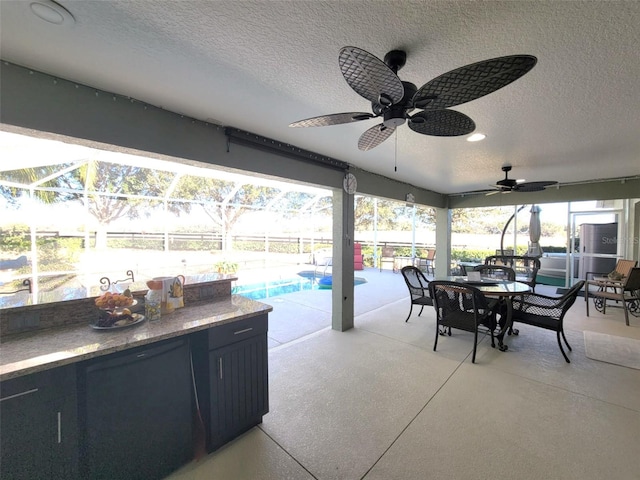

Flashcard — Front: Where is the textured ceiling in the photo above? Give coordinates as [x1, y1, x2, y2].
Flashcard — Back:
[1, 0, 639, 195]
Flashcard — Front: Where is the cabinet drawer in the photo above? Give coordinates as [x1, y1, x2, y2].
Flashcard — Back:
[1, 365, 76, 402]
[208, 314, 267, 350]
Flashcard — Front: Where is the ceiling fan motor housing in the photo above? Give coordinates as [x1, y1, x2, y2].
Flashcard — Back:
[382, 81, 417, 127]
[383, 106, 407, 127]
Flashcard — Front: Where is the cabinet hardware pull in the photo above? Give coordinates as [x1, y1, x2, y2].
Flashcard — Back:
[234, 327, 253, 335]
[0, 388, 38, 402]
[57, 411, 62, 444]
[218, 357, 223, 379]
[137, 353, 146, 358]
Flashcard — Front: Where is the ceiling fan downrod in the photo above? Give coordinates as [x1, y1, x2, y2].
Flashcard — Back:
[383, 50, 407, 74]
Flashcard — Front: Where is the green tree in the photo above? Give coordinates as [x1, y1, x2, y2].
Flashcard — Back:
[173, 176, 281, 250]
[354, 196, 401, 231]
[0, 160, 176, 248]
[451, 206, 513, 234]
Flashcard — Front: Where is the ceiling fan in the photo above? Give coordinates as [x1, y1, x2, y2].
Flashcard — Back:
[289, 46, 537, 151]
[487, 165, 558, 195]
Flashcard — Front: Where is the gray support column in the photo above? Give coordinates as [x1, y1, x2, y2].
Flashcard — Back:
[434, 207, 452, 278]
[332, 187, 355, 331]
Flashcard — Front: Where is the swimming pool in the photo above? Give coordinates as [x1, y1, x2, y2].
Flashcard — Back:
[233, 272, 367, 300]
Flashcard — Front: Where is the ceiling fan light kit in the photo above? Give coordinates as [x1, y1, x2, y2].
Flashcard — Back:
[290, 46, 537, 151]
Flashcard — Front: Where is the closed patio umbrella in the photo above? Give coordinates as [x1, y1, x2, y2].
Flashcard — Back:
[527, 205, 543, 257]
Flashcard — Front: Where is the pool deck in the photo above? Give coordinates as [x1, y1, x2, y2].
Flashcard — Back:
[261, 267, 405, 348]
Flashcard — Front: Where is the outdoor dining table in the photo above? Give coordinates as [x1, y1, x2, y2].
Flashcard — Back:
[437, 276, 532, 351]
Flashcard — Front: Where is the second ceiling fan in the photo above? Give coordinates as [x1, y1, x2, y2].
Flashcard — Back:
[289, 46, 537, 151]
[486, 165, 558, 195]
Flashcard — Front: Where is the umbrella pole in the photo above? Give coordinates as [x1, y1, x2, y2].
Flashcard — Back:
[500, 205, 527, 255]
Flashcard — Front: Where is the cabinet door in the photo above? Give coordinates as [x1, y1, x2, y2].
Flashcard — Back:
[79, 338, 192, 480]
[209, 334, 268, 451]
[0, 367, 78, 480]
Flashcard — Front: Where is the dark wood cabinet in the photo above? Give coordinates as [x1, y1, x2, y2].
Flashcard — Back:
[1, 311, 269, 478]
[0, 366, 78, 480]
[197, 314, 269, 451]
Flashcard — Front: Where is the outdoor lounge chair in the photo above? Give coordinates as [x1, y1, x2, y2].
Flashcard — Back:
[585, 267, 640, 326]
[584, 258, 636, 281]
[400, 266, 433, 322]
[510, 280, 585, 363]
[429, 281, 498, 363]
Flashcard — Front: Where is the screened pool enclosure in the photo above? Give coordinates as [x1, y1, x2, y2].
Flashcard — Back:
[0, 131, 438, 306]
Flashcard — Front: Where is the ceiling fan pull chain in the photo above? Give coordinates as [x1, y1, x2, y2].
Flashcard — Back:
[394, 130, 398, 172]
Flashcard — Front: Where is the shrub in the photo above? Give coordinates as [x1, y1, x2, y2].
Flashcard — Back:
[0, 224, 30, 254]
[214, 260, 238, 274]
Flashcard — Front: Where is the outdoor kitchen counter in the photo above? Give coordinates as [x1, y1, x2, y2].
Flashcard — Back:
[0, 295, 272, 382]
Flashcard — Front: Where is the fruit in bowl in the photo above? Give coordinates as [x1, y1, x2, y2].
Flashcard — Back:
[95, 291, 135, 310]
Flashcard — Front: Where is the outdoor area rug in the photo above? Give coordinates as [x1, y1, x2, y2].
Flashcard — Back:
[584, 331, 640, 370]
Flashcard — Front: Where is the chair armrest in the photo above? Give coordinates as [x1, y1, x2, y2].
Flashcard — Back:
[585, 271, 607, 280]
[512, 292, 569, 316]
[586, 278, 622, 288]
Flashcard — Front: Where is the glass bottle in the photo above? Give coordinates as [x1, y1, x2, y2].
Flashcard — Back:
[145, 288, 162, 321]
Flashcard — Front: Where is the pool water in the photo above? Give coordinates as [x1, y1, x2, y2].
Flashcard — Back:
[233, 272, 367, 300]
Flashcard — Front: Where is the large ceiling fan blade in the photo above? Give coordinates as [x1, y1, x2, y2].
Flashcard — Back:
[358, 123, 396, 151]
[408, 110, 475, 136]
[289, 112, 375, 128]
[412, 55, 537, 110]
[339, 46, 404, 106]
[514, 181, 558, 192]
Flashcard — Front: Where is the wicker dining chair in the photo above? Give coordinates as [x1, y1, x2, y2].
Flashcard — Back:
[428, 281, 498, 363]
[511, 281, 585, 362]
[473, 265, 516, 281]
[400, 266, 433, 322]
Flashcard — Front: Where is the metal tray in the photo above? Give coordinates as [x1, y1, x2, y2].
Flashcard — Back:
[91, 313, 146, 330]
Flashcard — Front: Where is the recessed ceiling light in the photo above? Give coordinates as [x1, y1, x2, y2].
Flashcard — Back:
[467, 133, 486, 142]
[30, 0, 75, 26]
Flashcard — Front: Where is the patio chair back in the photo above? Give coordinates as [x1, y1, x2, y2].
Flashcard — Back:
[615, 259, 638, 279]
[624, 267, 640, 290]
[428, 281, 497, 363]
[400, 266, 432, 322]
[380, 247, 395, 272]
[417, 248, 436, 275]
[473, 265, 516, 281]
[511, 280, 585, 362]
[484, 255, 540, 291]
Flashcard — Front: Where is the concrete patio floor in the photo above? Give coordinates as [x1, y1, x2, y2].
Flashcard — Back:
[166, 267, 640, 480]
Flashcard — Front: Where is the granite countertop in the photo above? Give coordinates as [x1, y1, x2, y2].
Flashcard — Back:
[0, 295, 272, 382]
[0, 273, 238, 309]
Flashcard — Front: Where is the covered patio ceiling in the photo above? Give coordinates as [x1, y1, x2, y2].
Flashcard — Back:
[1, 1, 639, 196]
